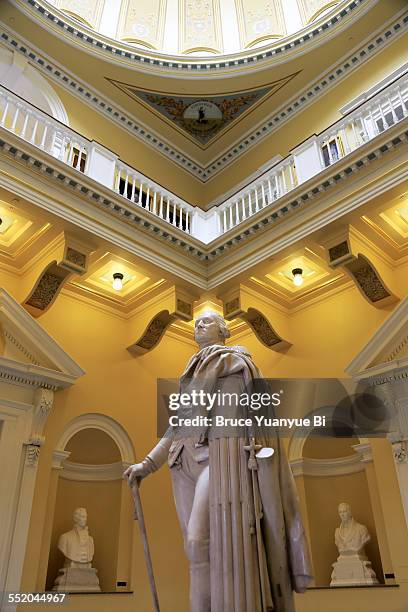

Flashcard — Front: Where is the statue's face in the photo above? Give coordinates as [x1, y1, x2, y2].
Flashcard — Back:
[73, 508, 87, 528]
[194, 314, 223, 347]
[338, 504, 351, 522]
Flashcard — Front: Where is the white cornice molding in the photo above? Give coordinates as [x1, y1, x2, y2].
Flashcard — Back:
[0, 288, 85, 389]
[52, 449, 71, 469]
[0, 8, 406, 181]
[346, 296, 408, 381]
[60, 460, 126, 481]
[290, 452, 367, 477]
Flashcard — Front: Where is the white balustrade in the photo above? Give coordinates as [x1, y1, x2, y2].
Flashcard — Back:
[0, 70, 406, 242]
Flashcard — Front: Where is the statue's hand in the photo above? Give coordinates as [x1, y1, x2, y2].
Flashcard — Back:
[123, 462, 148, 486]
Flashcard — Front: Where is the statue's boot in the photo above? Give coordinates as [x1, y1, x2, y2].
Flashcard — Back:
[187, 538, 210, 612]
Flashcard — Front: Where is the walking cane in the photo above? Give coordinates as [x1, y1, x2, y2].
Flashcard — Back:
[130, 481, 161, 612]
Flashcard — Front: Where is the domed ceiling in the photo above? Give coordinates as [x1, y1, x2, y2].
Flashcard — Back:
[49, 0, 342, 57]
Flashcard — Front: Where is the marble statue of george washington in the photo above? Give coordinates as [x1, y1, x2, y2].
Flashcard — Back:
[124, 311, 312, 612]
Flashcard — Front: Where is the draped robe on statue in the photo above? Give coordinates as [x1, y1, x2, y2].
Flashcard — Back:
[170, 344, 312, 612]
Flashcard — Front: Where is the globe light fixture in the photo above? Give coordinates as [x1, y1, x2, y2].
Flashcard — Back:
[112, 272, 124, 291]
[292, 268, 304, 287]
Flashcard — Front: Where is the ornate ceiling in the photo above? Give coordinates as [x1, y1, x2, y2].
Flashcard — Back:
[50, 0, 342, 57]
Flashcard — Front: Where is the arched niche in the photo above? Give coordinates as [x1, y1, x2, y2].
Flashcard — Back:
[0, 47, 69, 124]
[46, 415, 135, 592]
[289, 416, 385, 587]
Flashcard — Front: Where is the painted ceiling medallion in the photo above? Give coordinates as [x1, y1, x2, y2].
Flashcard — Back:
[107, 73, 299, 147]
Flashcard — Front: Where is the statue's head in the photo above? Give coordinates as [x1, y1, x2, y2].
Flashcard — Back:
[73, 507, 87, 528]
[338, 502, 352, 522]
[194, 311, 230, 348]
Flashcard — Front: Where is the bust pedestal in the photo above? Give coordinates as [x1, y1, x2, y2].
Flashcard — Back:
[331, 552, 379, 586]
[52, 563, 101, 592]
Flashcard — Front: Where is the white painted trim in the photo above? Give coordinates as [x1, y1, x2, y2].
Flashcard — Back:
[346, 296, 408, 378]
[290, 453, 367, 477]
[60, 460, 127, 481]
[0, 288, 85, 383]
[55, 413, 135, 464]
[340, 62, 408, 115]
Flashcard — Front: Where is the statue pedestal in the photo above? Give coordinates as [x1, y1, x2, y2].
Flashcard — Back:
[52, 567, 101, 592]
[330, 553, 379, 586]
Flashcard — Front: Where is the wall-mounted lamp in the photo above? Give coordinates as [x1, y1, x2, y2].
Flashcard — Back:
[292, 268, 304, 287]
[112, 272, 124, 291]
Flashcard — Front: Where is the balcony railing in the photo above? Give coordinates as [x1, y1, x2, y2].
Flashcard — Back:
[0, 70, 407, 244]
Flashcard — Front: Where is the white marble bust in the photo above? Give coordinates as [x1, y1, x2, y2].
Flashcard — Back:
[334, 502, 370, 555]
[331, 502, 378, 586]
[58, 507, 94, 567]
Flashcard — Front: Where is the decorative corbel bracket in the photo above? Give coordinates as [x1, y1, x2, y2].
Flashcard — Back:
[23, 232, 95, 317]
[25, 387, 54, 467]
[127, 287, 194, 357]
[321, 226, 399, 307]
[221, 287, 291, 351]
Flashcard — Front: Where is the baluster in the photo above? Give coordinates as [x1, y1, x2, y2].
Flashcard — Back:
[185, 211, 190, 233]
[274, 175, 279, 199]
[339, 126, 350, 154]
[248, 192, 253, 216]
[20, 111, 29, 138]
[159, 195, 164, 218]
[241, 197, 246, 220]
[254, 188, 259, 212]
[325, 140, 334, 165]
[288, 163, 296, 188]
[229, 205, 233, 228]
[179, 206, 183, 229]
[397, 88, 408, 116]
[74, 148, 82, 170]
[357, 114, 369, 142]
[377, 98, 388, 128]
[223, 208, 227, 231]
[114, 167, 121, 192]
[49, 127, 57, 154]
[172, 202, 177, 225]
[40, 123, 48, 150]
[10, 105, 20, 131]
[235, 201, 240, 224]
[59, 135, 67, 161]
[166, 197, 170, 221]
[1, 99, 10, 125]
[280, 167, 288, 192]
[123, 171, 129, 198]
[30, 117, 39, 143]
[268, 178, 272, 202]
[261, 183, 266, 207]
[130, 177, 136, 201]
[367, 107, 378, 136]
[387, 95, 398, 123]
[152, 190, 157, 214]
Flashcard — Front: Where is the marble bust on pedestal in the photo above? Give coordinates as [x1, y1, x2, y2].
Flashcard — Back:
[52, 507, 101, 592]
[330, 502, 379, 586]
